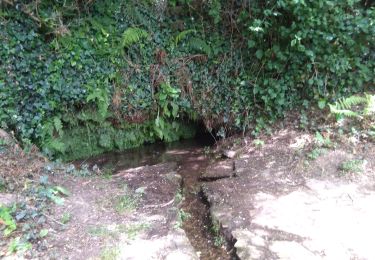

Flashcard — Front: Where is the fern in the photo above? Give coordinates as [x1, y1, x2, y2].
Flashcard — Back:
[175, 29, 196, 46]
[46, 138, 66, 154]
[188, 37, 212, 56]
[364, 94, 375, 116]
[53, 117, 63, 136]
[329, 94, 375, 119]
[122, 27, 149, 48]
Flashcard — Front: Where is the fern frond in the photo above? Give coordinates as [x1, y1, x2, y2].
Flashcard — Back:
[53, 117, 63, 136]
[46, 138, 66, 153]
[175, 29, 196, 46]
[329, 94, 375, 119]
[328, 104, 360, 118]
[122, 27, 149, 48]
[364, 94, 375, 116]
[188, 37, 212, 56]
[335, 95, 366, 110]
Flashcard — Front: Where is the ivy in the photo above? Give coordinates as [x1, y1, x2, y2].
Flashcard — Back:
[0, 0, 373, 159]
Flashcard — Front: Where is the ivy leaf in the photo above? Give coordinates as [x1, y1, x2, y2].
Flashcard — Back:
[255, 50, 263, 59]
[247, 40, 256, 48]
[318, 99, 326, 109]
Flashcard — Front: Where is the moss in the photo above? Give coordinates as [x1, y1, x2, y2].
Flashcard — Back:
[56, 121, 196, 161]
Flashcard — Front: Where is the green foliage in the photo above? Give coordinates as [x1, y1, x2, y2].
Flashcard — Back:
[339, 159, 366, 174]
[253, 139, 265, 148]
[122, 27, 149, 48]
[100, 247, 120, 260]
[113, 185, 140, 213]
[174, 209, 191, 228]
[307, 148, 327, 161]
[210, 218, 225, 247]
[1, 0, 373, 159]
[60, 212, 71, 224]
[329, 94, 375, 119]
[314, 132, 333, 148]
[8, 237, 32, 254]
[0, 175, 69, 255]
[0, 205, 17, 236]
[175, 29, 196, 46]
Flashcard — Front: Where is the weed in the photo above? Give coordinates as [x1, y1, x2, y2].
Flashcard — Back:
[174, 209, 191, 229]
[102, 172, 113, 180]
[114, 194, 138, 213]
[210, 219, 225, 247]
[118, 223, 150, 239]
[210, 219, 220, 235]
[314, 132, 333, 148]
[100, 247, 120, 260]
[339, 159, 365, 174]
[0, 139, 8, 153]
[0, 205, 17, 236]
[0, 177, 69, 255]
[60, 212, 71, 224]
[174, 189, 183, 204]
[89, 223, 149, 240]
[39, 229, 49, 238]
[88, 225, 116, 238]
[72, 164, 92, 177]
[8, 237, 32, 254]
[307, 148, 324, 160]
[233, 139, 241, 146]
[253, 139, 265, 148]
[214, 236, 225, 247]
[0, 177, 6, 192]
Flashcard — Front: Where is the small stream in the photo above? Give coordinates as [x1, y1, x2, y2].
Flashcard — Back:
[77, 138, 234, 259]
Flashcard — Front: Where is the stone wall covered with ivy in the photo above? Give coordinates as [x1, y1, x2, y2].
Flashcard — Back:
[0, 0, 373, 160]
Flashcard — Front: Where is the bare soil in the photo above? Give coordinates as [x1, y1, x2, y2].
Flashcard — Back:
[1, 137, 229, 260]
[202, 128, 375, 259]
[2, 112, 374, 260]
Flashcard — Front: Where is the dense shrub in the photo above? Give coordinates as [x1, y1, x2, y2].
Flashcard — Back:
[0, 0, 373, 159]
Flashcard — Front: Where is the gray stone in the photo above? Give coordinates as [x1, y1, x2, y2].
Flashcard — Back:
[222, 150, 237, 159]
[0, 193, 17, 206]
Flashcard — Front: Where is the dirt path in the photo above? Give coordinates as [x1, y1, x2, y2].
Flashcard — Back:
[202, 129, 375, 259]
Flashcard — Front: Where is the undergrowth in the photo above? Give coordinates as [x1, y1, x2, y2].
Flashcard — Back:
[0, 175, 69, 256]
[0, 0, 373, 160]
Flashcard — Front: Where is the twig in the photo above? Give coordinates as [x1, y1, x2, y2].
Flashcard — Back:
[143, 198, 175, 209]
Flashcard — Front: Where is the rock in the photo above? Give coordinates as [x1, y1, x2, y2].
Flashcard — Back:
[0, 193, 17, 206]
[201, 160, 235, 180]
[222, 149, 237, 159]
